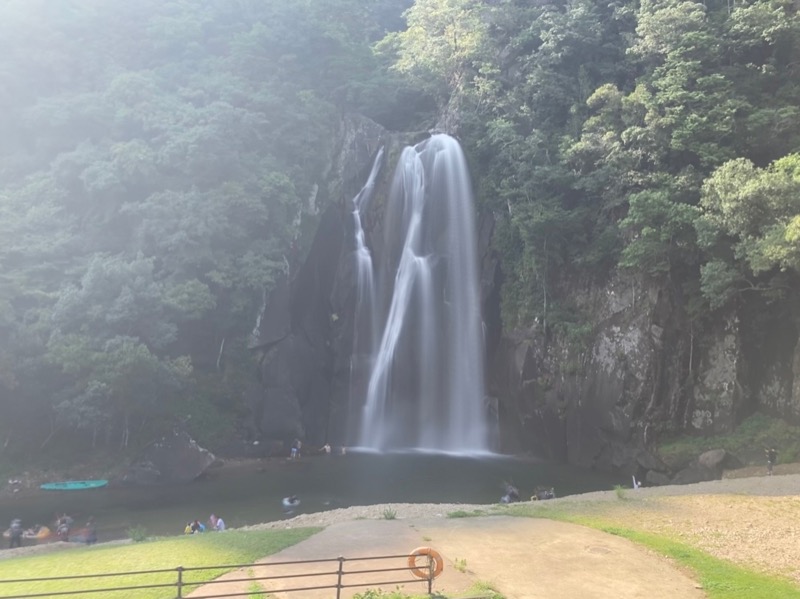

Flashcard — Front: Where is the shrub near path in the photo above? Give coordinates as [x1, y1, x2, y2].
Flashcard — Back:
[0, 529, 319, 599]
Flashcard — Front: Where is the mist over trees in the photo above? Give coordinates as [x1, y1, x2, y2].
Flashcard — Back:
[0, 0, 418, 452]
[3, 0, 800, 456]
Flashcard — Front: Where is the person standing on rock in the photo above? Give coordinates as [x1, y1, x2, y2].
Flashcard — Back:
[290, 439, 302, 460]
[766, 447, 778, 476]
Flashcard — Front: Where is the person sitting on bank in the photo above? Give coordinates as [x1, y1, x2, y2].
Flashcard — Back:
[85, 517, 97, 545]
[56, 515, 71, 542]
[209, 514, 226, 531]
[56, 513, 74, 527]
[500, 482, 520, 504]
[191, 519, 205, 533]
[184, 522, 193, 535]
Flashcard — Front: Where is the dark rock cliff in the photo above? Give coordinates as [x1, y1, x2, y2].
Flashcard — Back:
[247, 115, 402, 448]
[489, 269, 800, 479]
[487, 275, 680, 476]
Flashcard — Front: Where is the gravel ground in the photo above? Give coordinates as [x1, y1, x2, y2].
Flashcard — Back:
[4, 471, 799, 583]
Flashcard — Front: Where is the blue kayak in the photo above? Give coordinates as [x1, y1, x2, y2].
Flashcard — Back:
[40, 480, 108, 491]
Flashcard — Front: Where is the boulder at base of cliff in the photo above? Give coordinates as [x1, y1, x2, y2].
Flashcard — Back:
[645, 470, 672, 486]
[123, 431, 216, 485]
[669, 448, 743, 485]
[671, 463, 719, 485]
[698, 448, 742, 471]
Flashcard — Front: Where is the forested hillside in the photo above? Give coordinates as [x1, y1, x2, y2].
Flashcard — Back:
[3, 0, 800, 460]
[0, 0, 418, 453]
[388, 0, 800, 333]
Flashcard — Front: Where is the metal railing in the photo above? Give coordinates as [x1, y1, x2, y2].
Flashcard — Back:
[0, 551, 439, 598]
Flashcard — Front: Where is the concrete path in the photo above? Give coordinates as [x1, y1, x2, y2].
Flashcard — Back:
[416, 516, 704, 599]
[188, 516, 705, 598]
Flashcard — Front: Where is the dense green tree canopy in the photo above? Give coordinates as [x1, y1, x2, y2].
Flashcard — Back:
[387, 0, 800, 330]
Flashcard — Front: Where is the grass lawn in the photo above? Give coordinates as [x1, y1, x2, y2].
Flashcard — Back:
[503, 504, 800, 599]
[0, 528, 320, 599]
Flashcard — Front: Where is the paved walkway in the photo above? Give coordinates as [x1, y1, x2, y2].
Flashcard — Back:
[187, 516, 705, 598]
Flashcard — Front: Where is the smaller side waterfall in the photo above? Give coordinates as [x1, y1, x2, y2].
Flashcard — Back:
[349, 148, 385, 414]
[354, 135, 488, 453]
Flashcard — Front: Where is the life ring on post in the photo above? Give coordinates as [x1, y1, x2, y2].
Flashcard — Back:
[407, 546, 444, 579]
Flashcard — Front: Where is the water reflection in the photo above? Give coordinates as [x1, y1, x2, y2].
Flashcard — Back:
[0, 453, 619, 543]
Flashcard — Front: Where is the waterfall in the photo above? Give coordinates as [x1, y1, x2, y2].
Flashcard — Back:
[349, 147, 384, 420]
[354, 135, 488, 453]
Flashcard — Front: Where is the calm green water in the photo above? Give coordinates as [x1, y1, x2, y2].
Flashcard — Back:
[1, 452, 620, 544]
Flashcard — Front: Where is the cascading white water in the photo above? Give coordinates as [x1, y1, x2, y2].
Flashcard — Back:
[349, 147, 385, 414]
[354, 135, 488, 452]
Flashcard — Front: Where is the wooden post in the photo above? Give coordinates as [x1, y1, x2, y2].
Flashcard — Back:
[428, 554, 434, 595]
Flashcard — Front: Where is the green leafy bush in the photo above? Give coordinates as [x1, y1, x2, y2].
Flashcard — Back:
[127, 525, 149, 543]
[658, 412, 800, 469]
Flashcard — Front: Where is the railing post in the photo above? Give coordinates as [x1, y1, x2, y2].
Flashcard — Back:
[336, 556, 345, 599]
[176, 566, 184, 598]
[428, 554, 433, 595]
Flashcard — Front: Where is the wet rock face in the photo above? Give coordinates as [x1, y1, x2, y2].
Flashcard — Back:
[124, 431, 216, 485]
[250, 206, 345, 446]
[691, 316, 744, 433]
[743, 301, 800, 421]
[489, 274, 677, 475]
[486, 264, 800, 476]
[247, 115, 396, 447]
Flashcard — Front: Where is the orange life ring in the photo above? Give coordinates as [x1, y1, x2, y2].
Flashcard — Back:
[407, 546, 444, 579]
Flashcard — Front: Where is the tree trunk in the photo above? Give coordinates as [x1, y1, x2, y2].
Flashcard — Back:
[39, 415, 57, 450]
[542, 238, 548, 331]
[120, 412, 130, 449]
